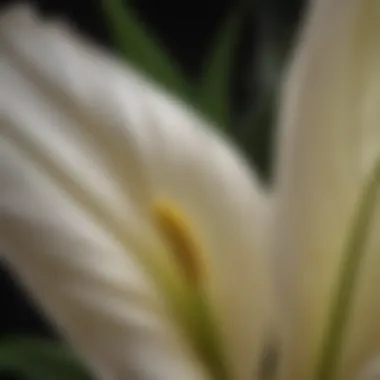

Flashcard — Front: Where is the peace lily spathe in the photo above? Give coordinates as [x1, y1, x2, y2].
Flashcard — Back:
[0, 5, 272, 380]
[0, 2, 379, 380]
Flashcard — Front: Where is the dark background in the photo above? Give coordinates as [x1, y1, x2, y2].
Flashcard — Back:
[0, 0, 304, 365]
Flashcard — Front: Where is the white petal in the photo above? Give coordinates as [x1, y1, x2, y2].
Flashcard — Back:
[0, 139, 207, 380]
[273, 0, 380, 378]
[0, 5, 272, 380]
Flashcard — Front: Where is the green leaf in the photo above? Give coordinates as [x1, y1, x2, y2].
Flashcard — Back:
[101, 0, 194, 103]
[0, 337, 91, 380]
[236, 92, 276, 181]
[198, 7, 242, 129]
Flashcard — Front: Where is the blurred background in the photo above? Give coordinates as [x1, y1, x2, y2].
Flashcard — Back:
[0, 0, 304, 378]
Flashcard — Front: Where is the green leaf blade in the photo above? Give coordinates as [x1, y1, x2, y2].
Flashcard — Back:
[102, 0, 194, 103]
[0, 337, 91, 380]
[198, 8, 242, 129]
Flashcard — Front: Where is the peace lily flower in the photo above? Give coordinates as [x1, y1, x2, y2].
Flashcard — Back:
[0, 2, 379, 380]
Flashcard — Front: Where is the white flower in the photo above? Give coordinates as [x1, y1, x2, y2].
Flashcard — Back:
[0, 1, 379, 380]
[0, 5, 272, 380]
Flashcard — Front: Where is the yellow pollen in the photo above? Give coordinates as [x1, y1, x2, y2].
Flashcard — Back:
[152, 200, 204, 285]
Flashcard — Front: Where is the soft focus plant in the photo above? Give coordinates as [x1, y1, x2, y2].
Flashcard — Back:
[1, 1, 380, 380]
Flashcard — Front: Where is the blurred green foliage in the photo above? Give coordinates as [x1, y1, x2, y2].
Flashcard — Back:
[1, 0, 304, 378]
[0, 337, 91, 380]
